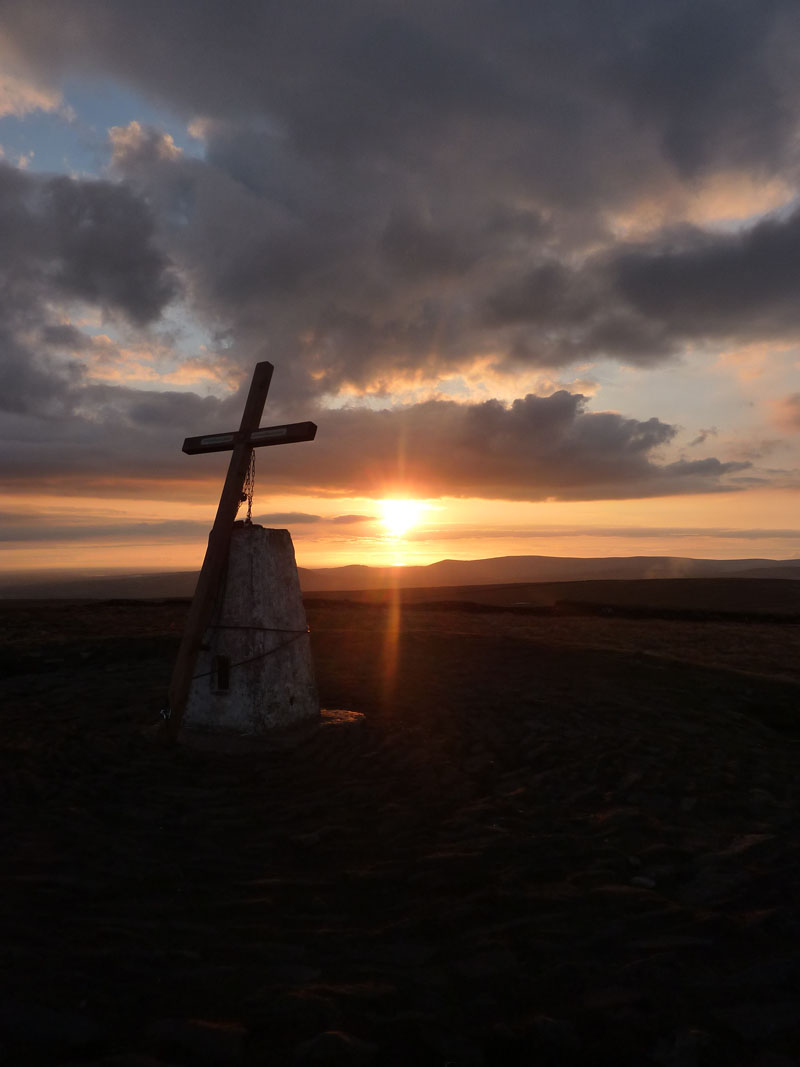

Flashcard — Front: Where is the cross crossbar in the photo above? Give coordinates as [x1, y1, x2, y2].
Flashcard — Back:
[183, 420, 317, 455]
[166, 360, 316, 736]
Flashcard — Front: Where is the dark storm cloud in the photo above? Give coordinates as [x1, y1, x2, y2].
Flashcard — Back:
[0, 163, 176, 331]
[5, 0, 800, 394]
[481, 202, 800, 365]
[41, 324, 87, 350]
[0, 0, 794, 507]
[44, 176, 177, 326]
[0, 161, 177, 416]
[481, 260, 677, 369]
[8, 0, 794, 177]
[612, 210, 800, 341]
[604, 0, 793, 175]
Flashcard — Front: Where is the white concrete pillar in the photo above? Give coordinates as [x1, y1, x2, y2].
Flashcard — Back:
[182, 524, 319, 735]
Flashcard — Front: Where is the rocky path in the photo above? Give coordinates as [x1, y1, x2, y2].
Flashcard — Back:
[1, 600, 799, 1065]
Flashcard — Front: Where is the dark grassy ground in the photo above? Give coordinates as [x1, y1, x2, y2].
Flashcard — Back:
[1, 597, 800, 1065]
[304, 576, 800, 617]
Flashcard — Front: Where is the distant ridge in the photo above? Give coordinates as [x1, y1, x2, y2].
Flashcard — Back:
[297, 554, 800, 591]
[0, 554, 798, 599]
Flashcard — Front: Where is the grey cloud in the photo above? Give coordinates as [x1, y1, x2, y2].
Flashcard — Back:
[5, 1, 800, 394]
[109, 127, 658, 391]
[481, 262, 677, 369]
[0, 162, 176, 328]
[0, 385, 748, 504]
[0, 384, 234, 495]
[0, 512, 325, 544]
[483, 204, 800, 368]
[122, 389, 230, 429]
[44, 176, 177, 325]
[261, 392, 748, 501]
[658, 456, 750, 482]
[689, 427, 718, 447]
[119, 111, 800, 393]
[0, 516, 210, 543]
[0, 0, 797, 507]
[613, 210, 800, 340]
[10, 0, 790, 182]
[0, 330, 72, 416]
[483, 263, 581, 328]
[41, 324, 87, 350]
[380, 208, 479, 281]
[605, 0, 793, 174]
[330, 514, 374, 524]
[0, 161, 177, 416]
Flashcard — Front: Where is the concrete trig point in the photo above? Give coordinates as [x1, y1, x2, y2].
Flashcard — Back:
[167, 360, 318, 740]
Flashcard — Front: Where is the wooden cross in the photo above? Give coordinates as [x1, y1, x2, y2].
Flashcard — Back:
[167, 360, 316, 735]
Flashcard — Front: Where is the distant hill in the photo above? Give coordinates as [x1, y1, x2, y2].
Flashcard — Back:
[0, 553, 798, 600]
[297, 554, 800, 591]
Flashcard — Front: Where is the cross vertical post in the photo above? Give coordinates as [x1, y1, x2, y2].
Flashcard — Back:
[167, 361, 274, 735]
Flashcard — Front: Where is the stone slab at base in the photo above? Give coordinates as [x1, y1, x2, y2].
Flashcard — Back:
[177, 708, 365, 753]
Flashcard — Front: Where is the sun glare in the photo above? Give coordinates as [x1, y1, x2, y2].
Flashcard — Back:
[380, 498, 424, 537]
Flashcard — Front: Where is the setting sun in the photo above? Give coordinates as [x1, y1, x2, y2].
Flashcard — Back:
[380, 498, 425, 537]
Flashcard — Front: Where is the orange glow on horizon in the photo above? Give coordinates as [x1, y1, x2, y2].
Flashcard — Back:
[0, 488, 797, 577]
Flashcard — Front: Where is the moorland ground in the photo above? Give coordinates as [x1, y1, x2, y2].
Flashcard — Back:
[1, 594, 800, 1065]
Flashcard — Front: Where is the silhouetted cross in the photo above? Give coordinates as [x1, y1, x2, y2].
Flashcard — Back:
[168, 360, 316, 733]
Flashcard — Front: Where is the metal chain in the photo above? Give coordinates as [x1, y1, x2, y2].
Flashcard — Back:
[189, 627, 310, 681]
[237, 450, 256, 522]
[159, 626, 311, 717]
[245, 451, 255, 523]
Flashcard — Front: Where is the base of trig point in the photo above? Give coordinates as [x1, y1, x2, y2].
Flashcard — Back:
[179, 523, 320, 740]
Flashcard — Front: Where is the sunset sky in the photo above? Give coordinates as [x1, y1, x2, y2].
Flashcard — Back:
[1, 0, 799, 575]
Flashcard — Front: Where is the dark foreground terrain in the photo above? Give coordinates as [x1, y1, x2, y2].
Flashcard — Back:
[2, 596, 800, 1065]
